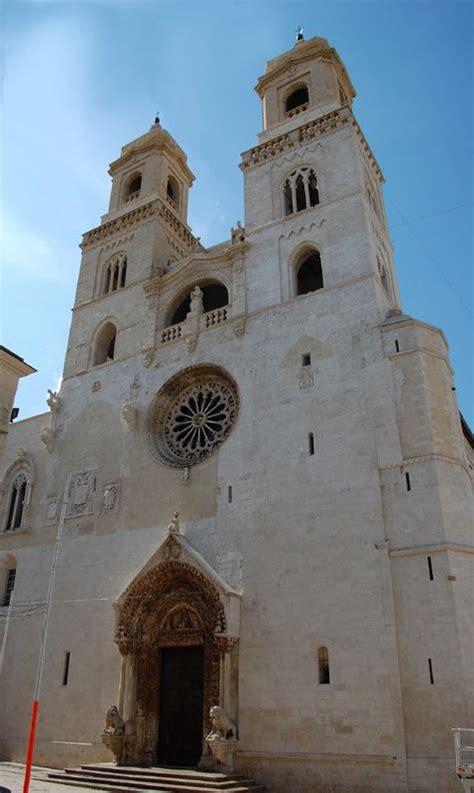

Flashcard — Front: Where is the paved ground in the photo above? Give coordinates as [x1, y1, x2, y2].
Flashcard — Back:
[0, 763, 80, 793]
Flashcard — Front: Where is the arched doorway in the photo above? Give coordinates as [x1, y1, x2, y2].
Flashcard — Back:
[114, 547, 238, 768]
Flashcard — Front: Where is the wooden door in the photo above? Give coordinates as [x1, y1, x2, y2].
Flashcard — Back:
[157, 646, 204, 766]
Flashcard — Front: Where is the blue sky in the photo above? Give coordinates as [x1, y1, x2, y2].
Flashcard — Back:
[1, 0, 473, 425]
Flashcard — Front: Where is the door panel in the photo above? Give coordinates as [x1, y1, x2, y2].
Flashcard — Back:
[157, 646, 204, 766]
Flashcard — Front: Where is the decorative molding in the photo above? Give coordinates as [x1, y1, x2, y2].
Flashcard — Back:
[379, 454, 467, 473]
[240, 107, 383, 184]
[389, 542, 474, 559]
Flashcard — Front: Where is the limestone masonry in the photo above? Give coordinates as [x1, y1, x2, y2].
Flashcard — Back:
[0, 34, 472, 793]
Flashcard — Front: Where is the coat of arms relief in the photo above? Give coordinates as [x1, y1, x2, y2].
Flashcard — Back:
[66, 471, 96, 518]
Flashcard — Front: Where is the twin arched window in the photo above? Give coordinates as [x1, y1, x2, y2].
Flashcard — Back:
[102, 254, 127, 295]
[5, 474, 27, 532]
[93, 321, 117, 366]
[2, 455, 34, 533]
[284, 168, 319, 216]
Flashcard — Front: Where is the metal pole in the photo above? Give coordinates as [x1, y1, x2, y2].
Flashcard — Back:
[23, 474, 71, 793]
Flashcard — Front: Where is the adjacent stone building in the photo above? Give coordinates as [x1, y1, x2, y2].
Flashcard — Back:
[0, 34, 472, 793]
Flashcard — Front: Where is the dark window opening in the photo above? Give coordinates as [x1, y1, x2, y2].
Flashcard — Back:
[120, 261, 127, 288]
[93, 323, 117, 366]
[302, 353, 311, 367]
[104, 267, 111, 294]
[395, 339, 400, 352]
[405, 472, 411, 492]
[295, 174, 306, 212]
[127, 175, 142, 196]
[318, 646, 330, 685]
[296, 252, 323, 296]
[284, 181, 293, 216]
[427, 556, 434, 581]
[112, 264, 119, 291]
[308, 432, 315, 456]
[170, 283, 229, 326]
[286, 86, 309, 113]
[63, 651, 71, 686]
[167, 176, 180, 209]
[228, 486, 232, 503]
[428, 658, 434, 685]
[2, 569, 16, 607]
[6, 479, 26, 531]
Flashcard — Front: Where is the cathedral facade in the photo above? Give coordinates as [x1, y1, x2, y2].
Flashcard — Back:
[0, 35, 472, 793]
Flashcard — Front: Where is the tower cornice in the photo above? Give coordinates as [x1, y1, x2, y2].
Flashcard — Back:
[240, 107, 384, 183]
[80, 197, 204, 252]
[255, 37, 355, 102]
[109, 125, 195, 186]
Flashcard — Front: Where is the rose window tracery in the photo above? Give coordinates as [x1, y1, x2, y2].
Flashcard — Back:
[147, 366, 239, 468]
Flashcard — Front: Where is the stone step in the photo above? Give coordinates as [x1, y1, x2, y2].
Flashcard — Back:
[80, 765, 248, 783]
[78, 764, 245, 784]
[47, 766, 266, 793]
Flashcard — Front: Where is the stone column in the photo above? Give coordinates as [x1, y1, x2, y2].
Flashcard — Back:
[215, 636, 239, 722]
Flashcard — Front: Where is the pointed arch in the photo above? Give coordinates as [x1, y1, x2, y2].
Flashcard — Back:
[1, 452, 34, 533]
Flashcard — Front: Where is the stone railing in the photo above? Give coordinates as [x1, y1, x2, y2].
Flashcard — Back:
[161, 324, 182, 344]
[286, 102, 309, 119]
[160, 306, 229, 344]
[125, 190, 141, 203]
[204, 307, 228, 328]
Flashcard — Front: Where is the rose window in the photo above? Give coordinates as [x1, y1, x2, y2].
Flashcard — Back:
[147, 366, 239, 467]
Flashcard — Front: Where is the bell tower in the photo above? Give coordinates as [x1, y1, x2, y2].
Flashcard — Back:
[62, 119, 202, 380]
[256, 34, 355, 143]
[105, 117, 194, 225]
[241, 33, 399, 317]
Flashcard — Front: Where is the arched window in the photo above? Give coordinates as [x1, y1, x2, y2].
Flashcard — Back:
[1, 453, 34, 534]
[377, 257, 391, 299]
[284, 168, 319, 216]
[318, 646, 330, 685]
[168, 282, 229, 326]
[102, 254, 127, 295]
[286, 85, 309, 116]
[295, 251, 324, 296]
[166, 176, 180, 210]
[124, 173, 142, 203]
[93, 322, 117, 366]
[5, 474, 27, 532]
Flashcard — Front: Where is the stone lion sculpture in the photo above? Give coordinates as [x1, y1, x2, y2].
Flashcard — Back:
[207, 705, 237, 741]
[101, 705, 125, 763]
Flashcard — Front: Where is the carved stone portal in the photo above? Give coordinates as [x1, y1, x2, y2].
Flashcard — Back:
[114, 560, 230, 767]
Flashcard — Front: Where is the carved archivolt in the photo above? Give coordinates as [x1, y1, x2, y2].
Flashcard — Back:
[146, 365, 239, 468]
[115, 559, 227, 765]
